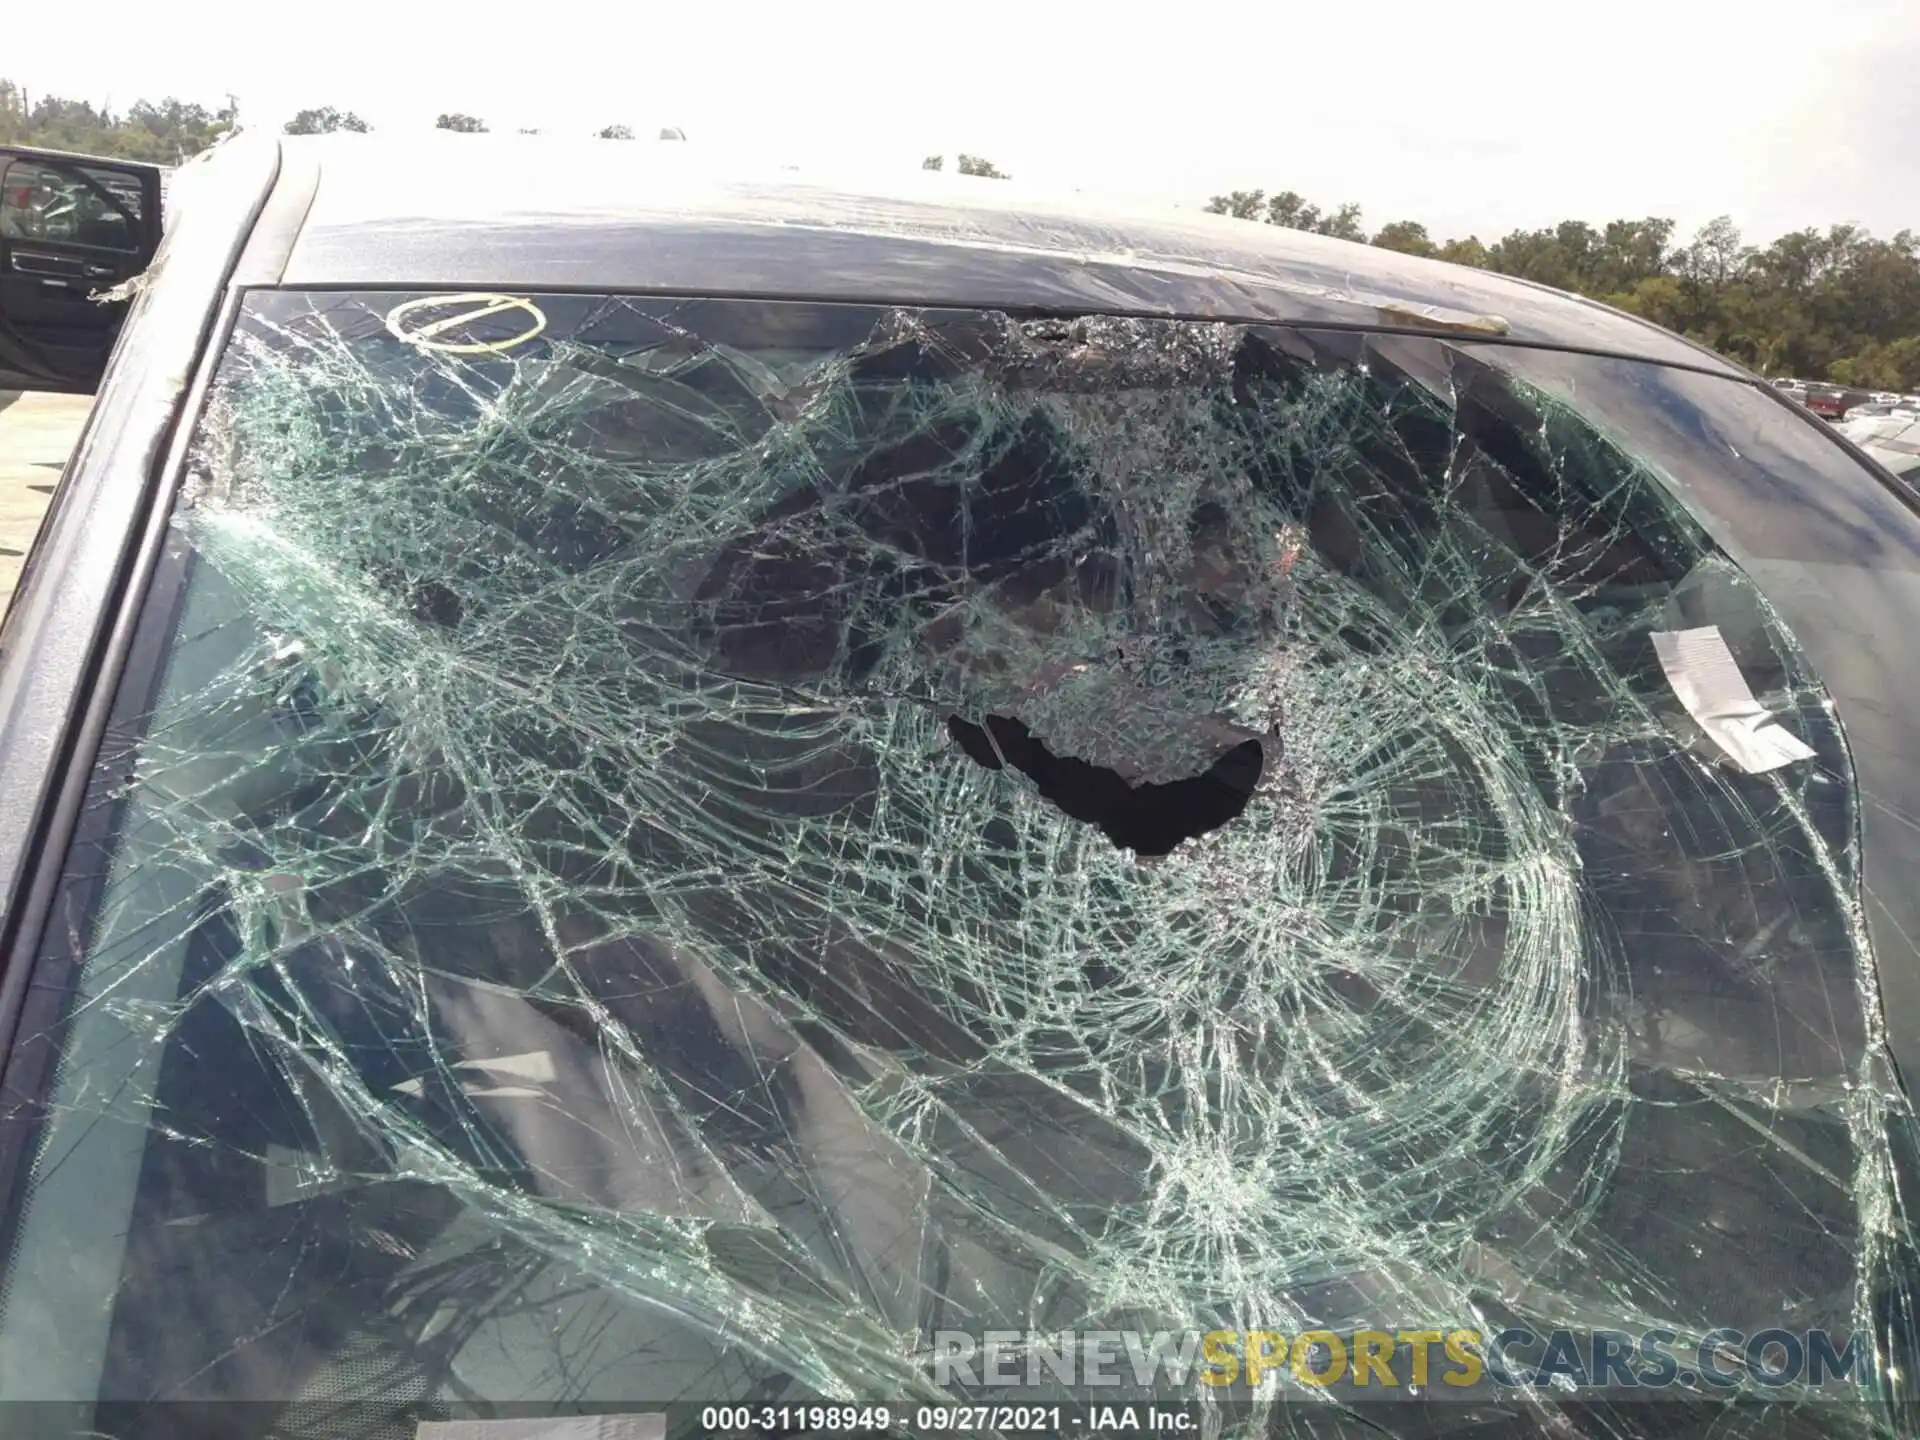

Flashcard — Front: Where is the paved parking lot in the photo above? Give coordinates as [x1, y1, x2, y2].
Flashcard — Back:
[0, 392, 94, 615]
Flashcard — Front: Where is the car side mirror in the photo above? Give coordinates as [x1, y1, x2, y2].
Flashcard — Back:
[0, 146, 164, 394]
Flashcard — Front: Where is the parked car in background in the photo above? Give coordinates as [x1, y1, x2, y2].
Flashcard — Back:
[2, 134, 1920, 1438]
[1838, 398, 1920, 423]
[1838, 409, 1920, 484]
[1799, 381, 1853, 418]
[1767, 378, 1887, 422]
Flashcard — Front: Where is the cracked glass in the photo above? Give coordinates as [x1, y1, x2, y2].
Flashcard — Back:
[0, 290, 1917, 1439]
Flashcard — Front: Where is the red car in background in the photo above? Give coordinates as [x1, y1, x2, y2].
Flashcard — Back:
[1773, 377, 1873, 420]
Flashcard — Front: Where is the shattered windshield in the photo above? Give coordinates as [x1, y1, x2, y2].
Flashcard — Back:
[1, 290, 1917, 1439]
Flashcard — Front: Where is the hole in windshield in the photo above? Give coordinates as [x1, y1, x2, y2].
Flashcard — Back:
[948, 713, 1266, 857]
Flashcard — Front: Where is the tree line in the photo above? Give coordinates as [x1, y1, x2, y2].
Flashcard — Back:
[922, 154, 1010, 178]
[6, 79, 1914, 389]
[410, 114, 688, 141]
[1208, 187, 1920, 390]
[0, 86, 683, 154]
[0, 81, 238, 164]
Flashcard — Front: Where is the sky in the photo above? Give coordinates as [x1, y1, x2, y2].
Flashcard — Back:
[9, 0, 1920, 248]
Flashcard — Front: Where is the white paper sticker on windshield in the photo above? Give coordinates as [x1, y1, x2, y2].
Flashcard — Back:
[417, 1416, 665, 1440]
[1651, 625, 1817, 774]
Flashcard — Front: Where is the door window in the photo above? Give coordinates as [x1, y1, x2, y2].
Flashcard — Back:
[0, 159, 145, 251]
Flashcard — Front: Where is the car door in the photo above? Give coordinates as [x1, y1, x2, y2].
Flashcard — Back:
[0, 147, 163, 394]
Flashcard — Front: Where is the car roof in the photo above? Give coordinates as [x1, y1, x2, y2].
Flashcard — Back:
[267, 134, 1743, 376]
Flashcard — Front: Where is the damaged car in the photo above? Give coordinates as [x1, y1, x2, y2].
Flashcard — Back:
[1, 133, 1920, 1440]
